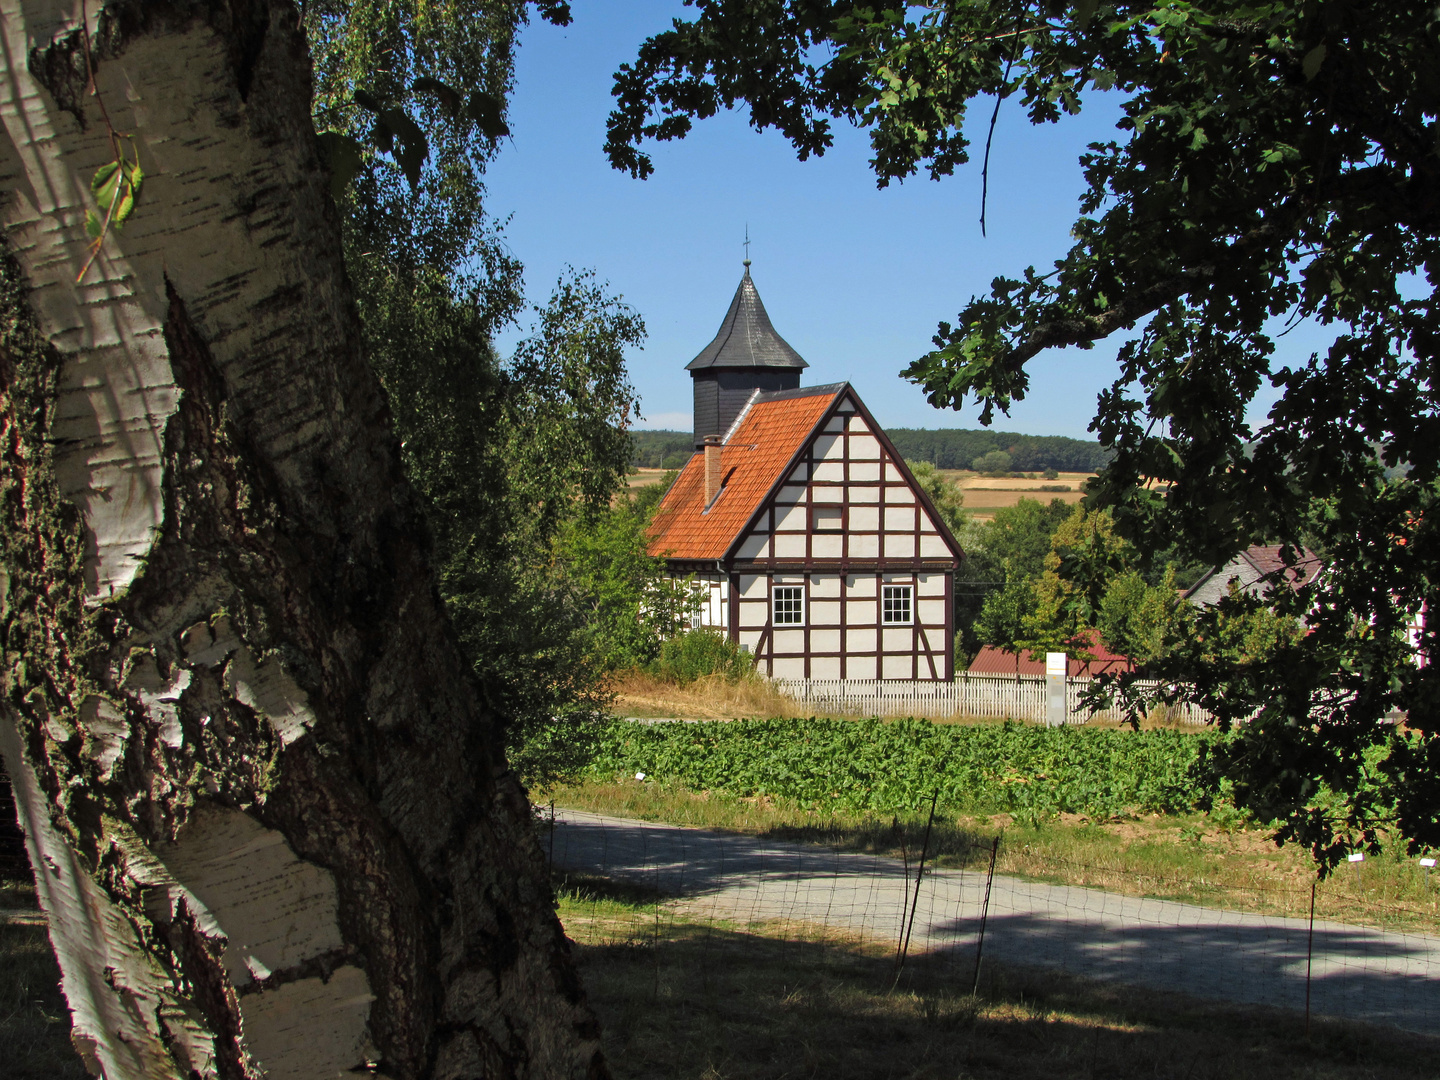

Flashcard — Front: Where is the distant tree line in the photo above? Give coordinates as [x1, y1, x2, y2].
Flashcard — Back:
[629, 428, 1110, 472]
[886, 429, 1111, 472]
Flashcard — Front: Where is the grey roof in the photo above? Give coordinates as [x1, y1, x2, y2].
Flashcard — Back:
[686, 266, 809, 372]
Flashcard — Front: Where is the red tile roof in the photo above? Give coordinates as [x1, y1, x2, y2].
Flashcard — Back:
[647, 386, 843, 560]
[1237, 545, 1322, 589]
[967, 632, 1137, 677]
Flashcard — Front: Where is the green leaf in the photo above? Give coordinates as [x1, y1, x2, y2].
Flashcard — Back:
[113, 160, 142, 226]
[1302, 44, 1326, 81]
[90, 160, 121, 208]
[89, 155, 142, 231]
[316, 131, 365, 200]
[1074, 0, 1100, 28]
[465, 91, 510, 140]
[353, 88, 382, 113]
[413, 76, 462, 115]
[84, 209, 102, 241]
[379, 108, 429, 189]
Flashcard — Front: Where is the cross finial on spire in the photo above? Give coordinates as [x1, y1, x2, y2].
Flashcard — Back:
[743, 225, 751, 273]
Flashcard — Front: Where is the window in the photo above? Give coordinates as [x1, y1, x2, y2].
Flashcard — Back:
[772, 586, 805, 625]
[811, 504, 843, 532]
[882, 584, 913, 625]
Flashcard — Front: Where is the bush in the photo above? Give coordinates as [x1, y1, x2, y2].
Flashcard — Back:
[649, 628, 755, 684]
[1042, 467, 1059, 480]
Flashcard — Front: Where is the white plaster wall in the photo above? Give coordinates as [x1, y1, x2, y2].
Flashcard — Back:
[883, 654, 913, 679]
[848, 434, 881, 460]
[847, 627, 877, 653]
[849, 505, 879, 530]
[850, 535, 880, 558]
[884, 506, 916, 531]
[772, 656, 805, 678]
[883, 628, 913, 652]
[736, 533, 769, 559]
[883, 534, 916, 559]
[920, 535, 951, 557]
[773, 629, 806, 653]
[773, 533, 806, 558]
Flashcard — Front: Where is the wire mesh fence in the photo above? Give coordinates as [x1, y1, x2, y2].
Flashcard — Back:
[545, 805, 1440, 1037]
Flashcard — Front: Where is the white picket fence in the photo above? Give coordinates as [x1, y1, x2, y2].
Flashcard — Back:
[772, 675, 1217, 726]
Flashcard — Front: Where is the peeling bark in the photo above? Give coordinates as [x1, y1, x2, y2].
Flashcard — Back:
[0, 3, 605, 1078]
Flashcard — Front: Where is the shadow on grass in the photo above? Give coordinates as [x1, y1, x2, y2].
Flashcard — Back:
[567, 906, 1439, 1080]
[0, 873, 85, 1080]
[758, 815, 1002, 872]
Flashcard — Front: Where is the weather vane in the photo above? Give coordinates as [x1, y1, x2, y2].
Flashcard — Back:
[743, 225, 751, 267]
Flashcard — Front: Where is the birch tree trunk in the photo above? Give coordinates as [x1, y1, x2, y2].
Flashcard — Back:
[0, 3, 605, 1078]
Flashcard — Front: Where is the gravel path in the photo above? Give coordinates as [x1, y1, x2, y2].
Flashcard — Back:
[551, 808, 1440, 1035]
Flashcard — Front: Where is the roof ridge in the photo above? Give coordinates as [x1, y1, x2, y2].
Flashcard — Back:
[719, 388, 764, 444]
[751, 382, 848, 405]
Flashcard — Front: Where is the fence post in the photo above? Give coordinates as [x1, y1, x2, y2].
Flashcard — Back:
[971, 836, 1000, 996]
[893, 791, 940, 986]
[1305, 877, 1317, 1036]
[1046, 653, 1068, 726]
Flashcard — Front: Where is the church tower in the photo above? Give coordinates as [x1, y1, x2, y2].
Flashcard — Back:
[688, 260, 807, 447]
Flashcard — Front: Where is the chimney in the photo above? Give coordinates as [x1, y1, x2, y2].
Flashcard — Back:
[704, 435, 723, 506]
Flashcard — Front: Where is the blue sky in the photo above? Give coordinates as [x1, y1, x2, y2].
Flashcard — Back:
[485, 2, 1308, 439]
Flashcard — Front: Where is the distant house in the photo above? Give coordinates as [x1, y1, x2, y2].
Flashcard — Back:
[645, 261, 964, 681]
[1183, 545, 1321, 607]
[967, 632, 1137, 679]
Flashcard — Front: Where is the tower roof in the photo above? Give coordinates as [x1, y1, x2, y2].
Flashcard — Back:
[686, 265, 808, 372]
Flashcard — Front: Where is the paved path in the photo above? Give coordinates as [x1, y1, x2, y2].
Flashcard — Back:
[551, 809, 1440, 1036]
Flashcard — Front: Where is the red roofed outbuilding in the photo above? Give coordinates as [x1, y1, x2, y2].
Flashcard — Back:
[966, 632, 1138, 679]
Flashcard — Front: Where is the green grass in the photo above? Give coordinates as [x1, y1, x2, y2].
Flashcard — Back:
[545, 780, 1440, 935]
[559, 871, 1439, 1080]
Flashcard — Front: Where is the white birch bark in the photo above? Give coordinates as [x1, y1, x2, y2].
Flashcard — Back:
[0, 3, 605, 1078]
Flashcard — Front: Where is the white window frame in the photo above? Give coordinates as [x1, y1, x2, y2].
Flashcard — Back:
[772, 585, 806, 626]
[881, 584, 913, 626]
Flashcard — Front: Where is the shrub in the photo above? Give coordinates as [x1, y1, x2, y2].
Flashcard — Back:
[650, 628, 755, 684]
[1042, 467, 1059, 480]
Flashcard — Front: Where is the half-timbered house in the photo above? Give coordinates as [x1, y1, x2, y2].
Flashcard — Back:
[646, 263, 964, 680]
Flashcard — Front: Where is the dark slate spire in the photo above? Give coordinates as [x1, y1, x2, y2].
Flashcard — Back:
[685, 265, 808, 372]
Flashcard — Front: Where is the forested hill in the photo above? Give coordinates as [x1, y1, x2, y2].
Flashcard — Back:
[630, 428, 1109, 472]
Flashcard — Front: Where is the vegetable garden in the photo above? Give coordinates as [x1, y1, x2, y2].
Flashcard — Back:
[586, 718, 1217, 820]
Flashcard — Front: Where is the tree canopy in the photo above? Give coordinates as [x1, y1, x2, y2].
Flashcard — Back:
[606, 0, 1440, 866]
[303, 1, 647, 783]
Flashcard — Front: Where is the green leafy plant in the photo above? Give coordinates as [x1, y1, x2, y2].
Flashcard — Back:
[586, 718, 1216, 818]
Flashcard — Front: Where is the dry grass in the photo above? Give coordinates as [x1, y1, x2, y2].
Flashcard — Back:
[559, 872, 1437, 1080]
[545, 781, 1440, 936]
[626, 468, 673, 491]
[938, 470, 1093, 521]
[607, 670, 848, 721]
